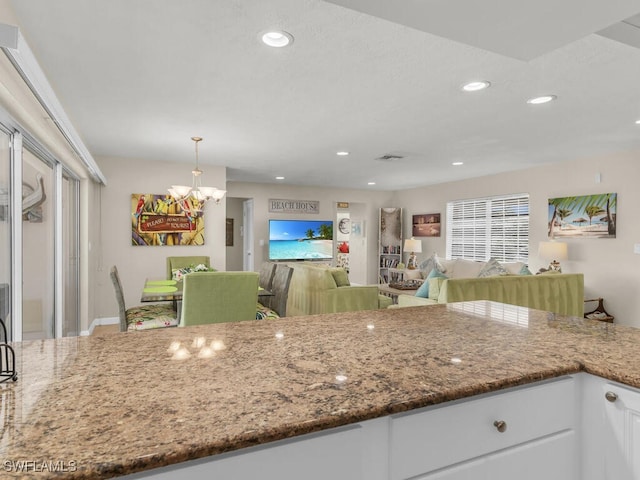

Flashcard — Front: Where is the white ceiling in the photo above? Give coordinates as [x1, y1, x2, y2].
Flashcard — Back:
[7, 0, 640, 190]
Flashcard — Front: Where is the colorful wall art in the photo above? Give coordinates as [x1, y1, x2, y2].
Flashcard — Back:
[548, 193, 616, 239]
[131, 193, 205, 246]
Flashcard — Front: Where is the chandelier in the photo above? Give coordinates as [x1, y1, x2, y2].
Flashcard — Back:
[168, 137, 226, 213]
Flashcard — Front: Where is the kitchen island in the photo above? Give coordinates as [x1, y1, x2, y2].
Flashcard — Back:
[1, 301, 639, 479]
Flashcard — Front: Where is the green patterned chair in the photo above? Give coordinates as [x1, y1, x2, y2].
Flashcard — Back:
[180, 271, 259, 327]
[110, 266, 178, 332]
[166, 256, 211, 280]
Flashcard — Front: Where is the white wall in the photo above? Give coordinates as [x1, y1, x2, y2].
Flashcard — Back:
[392, 150, 640, 327]
[94, 156, 226, 319]
[227, 182, 395, 285]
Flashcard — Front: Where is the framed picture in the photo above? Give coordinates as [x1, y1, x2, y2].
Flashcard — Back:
[351, 221, 364, 237]
[413, 213, 441, 237]
[548, 193, 616, 238]
[131, 193, 204, 246]
[226, 218, 234, 246]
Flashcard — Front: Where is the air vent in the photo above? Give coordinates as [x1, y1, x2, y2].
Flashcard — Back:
[375, 154, 405, 161]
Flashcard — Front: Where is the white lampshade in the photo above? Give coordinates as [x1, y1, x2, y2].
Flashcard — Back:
[210, 189, 227, 200]
[538, 241, 568, 261]
[170, 185, 192, 198]
[404, 238, 422, 253]
[197, 186, 219, 199]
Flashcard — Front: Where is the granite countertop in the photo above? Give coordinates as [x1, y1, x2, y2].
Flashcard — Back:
[1, 301, 640, 479]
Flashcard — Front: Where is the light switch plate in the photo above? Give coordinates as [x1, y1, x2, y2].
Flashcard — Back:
[634, 243, 640, 254]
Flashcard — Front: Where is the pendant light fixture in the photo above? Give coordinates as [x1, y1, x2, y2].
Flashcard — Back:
[168, 137, 226, 213]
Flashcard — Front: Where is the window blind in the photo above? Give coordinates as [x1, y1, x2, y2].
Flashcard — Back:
[446, 194, 529, 262]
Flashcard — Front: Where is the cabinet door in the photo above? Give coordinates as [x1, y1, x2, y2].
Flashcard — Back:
[125, 423, 367, 480]
[486, 430, 576, 480]
[390, 376, 575, 479]
[601, 382, 640, 480]
[417, 430, 575, 480]
[417, 457, 488, 480]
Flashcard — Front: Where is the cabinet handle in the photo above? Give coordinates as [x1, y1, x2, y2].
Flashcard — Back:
[605, 391, 618, 403]
[493, 420, 507, 433]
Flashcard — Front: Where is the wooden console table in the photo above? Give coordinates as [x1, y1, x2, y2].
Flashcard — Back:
[584, 297, 614, 323]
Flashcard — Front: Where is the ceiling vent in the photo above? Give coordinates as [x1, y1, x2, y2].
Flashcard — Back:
[375, 153, 405, 161]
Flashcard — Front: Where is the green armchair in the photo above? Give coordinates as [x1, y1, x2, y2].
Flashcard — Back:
[180, 271, 259, 327]
[166, 256, 211, 280]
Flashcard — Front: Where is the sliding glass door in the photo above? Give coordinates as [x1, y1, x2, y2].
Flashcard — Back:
[22, 147, 55, 340]
[0, 119, 81, 341]
[61, 175, 79, 337]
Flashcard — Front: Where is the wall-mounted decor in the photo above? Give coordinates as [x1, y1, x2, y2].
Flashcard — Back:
[412, 213, 441, 237]
[22, 173, 46, 223]
[268, 198, 319, 214]
[131, 193, 204, 246]
[548, 193, 616, 238]
[226, 218, 234, 246]
[351, 221, 364, 237]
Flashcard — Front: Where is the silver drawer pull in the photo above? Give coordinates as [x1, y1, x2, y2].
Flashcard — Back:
[493, 420, 507, 433]
[605, 391, 618, 403]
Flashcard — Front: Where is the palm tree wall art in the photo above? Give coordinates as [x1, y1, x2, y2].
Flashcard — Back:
[548, 193, 616, 238]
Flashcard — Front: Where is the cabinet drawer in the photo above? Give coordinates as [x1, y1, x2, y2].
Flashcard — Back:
[390, 376, 576, 480]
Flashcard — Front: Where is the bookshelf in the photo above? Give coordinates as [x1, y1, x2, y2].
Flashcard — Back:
[378, 207, 402, 284]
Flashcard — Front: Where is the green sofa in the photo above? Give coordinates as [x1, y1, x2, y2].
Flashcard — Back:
[286, 263, 393, 316]
[396, 273, 584, 317]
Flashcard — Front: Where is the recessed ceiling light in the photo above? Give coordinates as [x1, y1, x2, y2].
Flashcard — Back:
[275, 176, 285, 180]
[368, 182, 376, 185]
[452, 161, 464, 166]
[336, 151, 350, 156]
[635, 120, 640, 125]
[527, 95, 557, 105]
[261, 30, 294, 48]
[462, 81, 490, 92]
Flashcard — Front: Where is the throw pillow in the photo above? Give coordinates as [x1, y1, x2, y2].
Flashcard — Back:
[330, 268, 350, 287]
[518, 264, 533, 275]
[418, 252, 446, 278]
[415, 280, 430, 298]
[416, 268, 447, 298]
[501, 261, 526, 275]
[477, 257, 509, 278]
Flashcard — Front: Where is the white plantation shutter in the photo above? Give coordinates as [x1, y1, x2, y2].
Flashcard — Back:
[446, 194, 529, 262]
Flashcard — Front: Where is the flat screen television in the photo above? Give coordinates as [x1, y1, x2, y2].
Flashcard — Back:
[269, 219, 334, 261]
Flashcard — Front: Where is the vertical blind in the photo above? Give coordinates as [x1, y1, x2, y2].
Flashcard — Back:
[446, 194, 529, 262]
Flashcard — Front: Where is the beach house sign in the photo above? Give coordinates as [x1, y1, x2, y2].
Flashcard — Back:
[268, 198, 319, 214]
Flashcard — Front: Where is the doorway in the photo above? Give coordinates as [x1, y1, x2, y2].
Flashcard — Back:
[243, 199, 254, 271]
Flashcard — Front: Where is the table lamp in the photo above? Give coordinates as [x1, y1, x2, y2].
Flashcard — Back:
[404, 238, 422, 270]
[538, 241, 568, 272]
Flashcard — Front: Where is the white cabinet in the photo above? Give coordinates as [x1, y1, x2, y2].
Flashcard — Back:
[390, 376, 577, 480]
[580, 373, 640, 480]
[599, 379, 640, 480]
[122, 420, 389, 480]
[483, 430, 576, 480]
[602, 385, 640, 480]
[418, 430, 575, 480]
